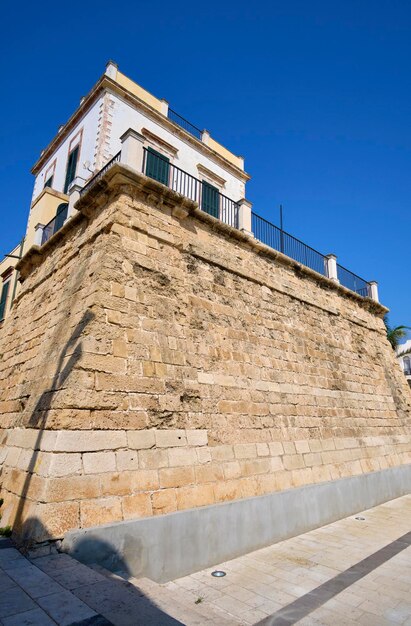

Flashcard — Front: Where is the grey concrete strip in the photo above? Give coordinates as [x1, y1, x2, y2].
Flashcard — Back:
[256, 531, 411, 625]
[63, 464, 411, 583]
[1, 607, 57, 625]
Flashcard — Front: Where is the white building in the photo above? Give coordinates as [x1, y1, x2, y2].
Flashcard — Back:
[28, 60, 249, 247]
[397, 340, 411, 387]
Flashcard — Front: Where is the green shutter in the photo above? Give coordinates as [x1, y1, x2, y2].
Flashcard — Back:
[0, 281, 10, 321]
[145, 148, 170, 185]
[64, 146, 79, 193]
[201, 181, 219, 218]
[53, 203, 69, 234]
[44, 176, 53, 189]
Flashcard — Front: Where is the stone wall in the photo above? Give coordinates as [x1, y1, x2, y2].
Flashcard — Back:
[1, 164, 410, 545]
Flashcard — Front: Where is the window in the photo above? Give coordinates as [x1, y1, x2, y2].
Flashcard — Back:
[64, 145, 79, 193]
[0, 280, 10, 321]
[404, 357, 411, 376]
[145, 148, 170, 186]
[53, 203, 68, 234]
[44, 176, 54, 189]
[201, 181, 219, 218]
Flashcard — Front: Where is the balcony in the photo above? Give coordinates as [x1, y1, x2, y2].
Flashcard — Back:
[142, 148, 239, 228]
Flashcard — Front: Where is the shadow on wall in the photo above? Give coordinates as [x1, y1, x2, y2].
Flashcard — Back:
[10, 308, 95, 543]
[20, 516, 183, 625]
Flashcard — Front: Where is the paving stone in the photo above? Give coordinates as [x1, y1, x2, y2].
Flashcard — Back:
[37, 589, 98, 626]
[0, 586, 37, 618]
[1, 607, 57, 626]
[73, 579, 182, 625]
[6, 562, 64, 598]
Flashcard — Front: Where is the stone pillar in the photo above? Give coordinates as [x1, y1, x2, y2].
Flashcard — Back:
[120, 129, 145, 173]
[105, 60, 118, 80]
[201, 130, 210, 146]
[369, 281, 379, 302]
[160, 99, 169, 116]
[67, 177, 86, 218]
[34, 224, 45, 247]
[238, 199, 253, 236]
[326, 254, 339, 282]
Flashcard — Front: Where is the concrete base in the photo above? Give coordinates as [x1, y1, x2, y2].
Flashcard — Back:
[62, 465, 411, 583]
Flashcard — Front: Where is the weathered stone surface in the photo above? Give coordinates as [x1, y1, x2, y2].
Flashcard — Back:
[0, 167, 410, 543]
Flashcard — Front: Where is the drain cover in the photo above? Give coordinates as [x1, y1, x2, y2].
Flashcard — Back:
[211, 570, 226, 577]
[355, 516, 365, 521]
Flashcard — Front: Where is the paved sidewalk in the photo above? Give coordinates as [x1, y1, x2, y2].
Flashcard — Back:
[0, 495, 409, 625]
[163, 495, 411, 625]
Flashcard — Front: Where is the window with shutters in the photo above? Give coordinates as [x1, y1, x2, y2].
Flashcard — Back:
[145, 148, 170, 186]
[44, 176, 54, 189]
[0, 280, 10, 321]
[201, 181, 219, 218]
[64, 145, 79, 193]
[404, 357, 411, 376]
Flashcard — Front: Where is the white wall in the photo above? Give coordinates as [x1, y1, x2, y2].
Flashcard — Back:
[397, 339, 411, 378]
[31, 96, 103, 204]
[107, 92, 246, 201]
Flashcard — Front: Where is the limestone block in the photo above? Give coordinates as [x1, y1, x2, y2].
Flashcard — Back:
[186, 430, 208, 446]
[54, 430, 127, 452]
[159, 467, 195, 488]
[155, 430, 187, 448]
[139, 449, 168, 469]
[151, 489, 177, 515]
[234, 444, 257, 459]
[127, 430, 155, 450]
[116, 450, 139, 471]
[122, 493, 152, 520]
[80, 497, 123, 527]
[168, 448, 197, 467]
[176, 484, 215, 510]
[83, 451, 117, 474]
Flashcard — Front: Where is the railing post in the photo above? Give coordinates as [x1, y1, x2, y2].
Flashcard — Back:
[160, 99, 169, 116]
[201, 129, 210, 146]
[369, 281, 379, 302]
[34, 223, 45, 246]
[67, 176, 86, 218]
[105, 60, 118, 79]
[238, 199, 253, 236]
[120, 129, 145, 172]
[326, 254, 339, 282]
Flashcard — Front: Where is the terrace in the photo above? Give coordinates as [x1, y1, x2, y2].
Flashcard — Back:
[37, 130, 377, 302]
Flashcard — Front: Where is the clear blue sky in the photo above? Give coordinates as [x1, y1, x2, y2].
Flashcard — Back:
[1, 0, 409, 330]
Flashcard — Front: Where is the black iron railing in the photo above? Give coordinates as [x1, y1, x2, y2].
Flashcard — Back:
[80, 152, 121, 197]
[252, 212, 329, 277]
[168, 108, 202, 140]
[142, 148, 239, 228]
[337, 264, 370, 297]
[41, 203, 69, 245]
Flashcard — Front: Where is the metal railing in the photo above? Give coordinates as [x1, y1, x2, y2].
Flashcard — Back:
[142, 148, 239, 228]
[252, 212, 329, 277]
[168, 108, 202, 140]
[41, 203, 68, 245]
[80, 152, 121, 197]
[337, 264, 370, 297]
